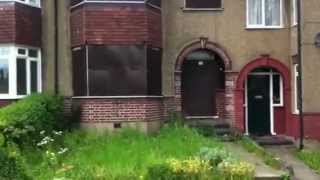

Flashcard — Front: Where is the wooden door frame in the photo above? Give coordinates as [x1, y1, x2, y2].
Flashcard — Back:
[245, 71, 283, 136]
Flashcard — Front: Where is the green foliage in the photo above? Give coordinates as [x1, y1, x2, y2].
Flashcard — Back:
[240, 137, 282, 169]
[296, 150, 320, 173]
[197, 147, 235, 166]
[21, 124, 227, 179]
[0, 93, 64, 144]
[218, 161, 255, 180]
[0, 147, 29, 180]
[145, 158, 214, 180]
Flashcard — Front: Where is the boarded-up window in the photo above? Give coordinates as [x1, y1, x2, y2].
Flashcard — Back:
[72, 47, 87, 96]
[88, 45, 147, 96]
[147, 47, 162, 95]
[185, 0, 222, 9]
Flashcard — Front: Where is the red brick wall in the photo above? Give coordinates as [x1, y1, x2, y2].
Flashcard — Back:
[291, 114, 320, 140]
[0, 99, 15, 108]
[70, 3, 162, 47]
[73, 97, 171, 123]
[0, 2, 41, 46]
[15, 3, 41, 47]
[0, 2, 15, 43]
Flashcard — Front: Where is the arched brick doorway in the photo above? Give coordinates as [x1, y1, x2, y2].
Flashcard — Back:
[174, 40, 232, 120]
[235, 56, 291, 135]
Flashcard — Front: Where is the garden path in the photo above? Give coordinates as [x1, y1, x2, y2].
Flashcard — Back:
[224, 142, 284, 180]
[265, 145, 320, 180]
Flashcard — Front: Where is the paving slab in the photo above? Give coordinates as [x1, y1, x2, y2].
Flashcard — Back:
[224, 142, 285, 180]
[265, 145, 320, 180]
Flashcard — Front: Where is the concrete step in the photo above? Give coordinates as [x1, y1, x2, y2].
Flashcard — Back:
[253, 136, 294, 146]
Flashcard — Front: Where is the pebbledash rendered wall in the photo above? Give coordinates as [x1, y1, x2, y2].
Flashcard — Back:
[70, 1, 176, 132]
[163, 0, 320, 139]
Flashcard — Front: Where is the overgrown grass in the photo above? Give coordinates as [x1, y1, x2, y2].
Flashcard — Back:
[22, 123, 225, 179]
[239, 137, 282, 169]
[296, 150, 320, 174]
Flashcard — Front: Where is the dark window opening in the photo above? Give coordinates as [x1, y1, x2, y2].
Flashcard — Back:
[73, 45, 162, 96]
[273, 74, 281, 104]
[72, 47, 87, 96]
[17, 58, 27, 95]
[0, 59, 9, 94]
[147, 47, 162, 95]
[185, 0, 222, 9]
[30, 61, 38, 93]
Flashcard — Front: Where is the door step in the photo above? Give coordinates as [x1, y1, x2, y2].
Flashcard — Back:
[253, 136, 294, 146]
[186, 119, 232, 139]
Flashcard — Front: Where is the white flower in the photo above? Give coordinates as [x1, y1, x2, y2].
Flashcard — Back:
[58, 148, 69, 155]
[53, 130, 63, 136]
[40, 130, 46, 135]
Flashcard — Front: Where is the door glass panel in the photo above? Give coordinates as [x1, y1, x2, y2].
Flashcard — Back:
[0, 59, 9, 94]
[273, 74, 281, 104]
[17, 58, 27, 95]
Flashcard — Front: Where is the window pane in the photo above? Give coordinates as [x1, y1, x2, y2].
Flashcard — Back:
[30, 61, 38, 93]
[273, 74, 281, 104]
[248, 0, 263, 25]
[17, 58, 27, 95]
[0, 59, 9, 94]
[185, 0, 222, 9]
[28, 49, 38, 58]
[265, 0, 281, 26]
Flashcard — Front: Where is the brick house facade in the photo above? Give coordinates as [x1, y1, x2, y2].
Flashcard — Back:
[0, 0, 320, 138]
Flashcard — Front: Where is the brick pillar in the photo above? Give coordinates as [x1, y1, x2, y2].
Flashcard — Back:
[174, 71, 182, 112]
[216, 89, 225, 118]
[225, 71, 239, 126]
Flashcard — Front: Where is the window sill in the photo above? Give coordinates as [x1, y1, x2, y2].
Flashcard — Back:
[182, 7, 224, 12]
[0, 95, 26, 100]
[246, 26, 284, 30]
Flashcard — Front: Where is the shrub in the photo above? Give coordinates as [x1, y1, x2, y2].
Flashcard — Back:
[0, 147, 29, 180]
[197, 147, 235, 166]
[218, 161, 255, 180]
[0, 93, 64, 144]
[145, 158, 214, 180]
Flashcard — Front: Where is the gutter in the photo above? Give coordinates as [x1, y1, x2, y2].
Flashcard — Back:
[54, 0, 59, 95]
[297, 0, 304, 150]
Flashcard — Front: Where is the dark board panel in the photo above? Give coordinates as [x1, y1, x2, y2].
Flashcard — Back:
[72, 47, 87, 96]
[88, 45, 147, 96]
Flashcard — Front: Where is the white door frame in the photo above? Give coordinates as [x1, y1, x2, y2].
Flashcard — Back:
[245, 71, 283, 136]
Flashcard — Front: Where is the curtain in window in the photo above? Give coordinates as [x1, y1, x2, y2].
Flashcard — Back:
[265, 0, 281, 26]
[248, 0, 263, 25]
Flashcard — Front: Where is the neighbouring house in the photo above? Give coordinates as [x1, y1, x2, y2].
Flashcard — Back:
[0, 0, 320, 139]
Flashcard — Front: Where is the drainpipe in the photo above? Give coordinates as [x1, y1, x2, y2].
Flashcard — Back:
[297, 0, 304, 150]
[54, 0, 59, 95]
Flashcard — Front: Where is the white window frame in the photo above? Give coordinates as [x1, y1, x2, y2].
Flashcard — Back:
[0, 0, 41, 8]
[183, 0, 224, 11]
[0, 45, 41, 99]
[246, 0, 283, 29]
[294, 64, 299, 114]
[291, 0, 298, 26]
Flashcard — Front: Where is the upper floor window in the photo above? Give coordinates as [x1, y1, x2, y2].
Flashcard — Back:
[291, 0, 298, 26]
[0, 0, 41, 8]
[247, 0, 283, 28]
[0, 46, 41, 99]
[185, 0, 222, 10]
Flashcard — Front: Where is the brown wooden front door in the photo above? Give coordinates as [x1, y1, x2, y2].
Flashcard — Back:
[182, 59, 218, 117]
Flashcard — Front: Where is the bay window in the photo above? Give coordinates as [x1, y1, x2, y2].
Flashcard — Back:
[0, 46, 41, 99]
[247, 0, 283, 28]
[0, 0, 41, 7]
